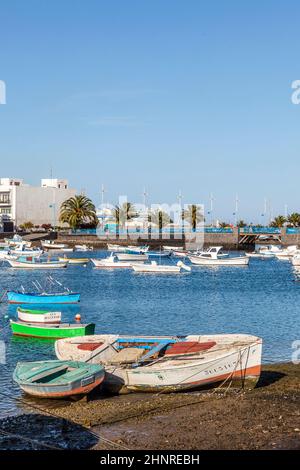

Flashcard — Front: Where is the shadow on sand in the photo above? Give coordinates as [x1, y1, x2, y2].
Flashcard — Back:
[255, 370, 286, 389]
[0, 413, 99, 450]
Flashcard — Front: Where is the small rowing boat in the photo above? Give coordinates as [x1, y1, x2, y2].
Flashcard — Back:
[55, 333, 262, 394]
[17, 307, 61, 324]
[131, 260, 191, 273]
[10, 320, 95, 338]
[41, 240, 70, 250]
[117, 253, 148, 261]
[7, 291, 80, 304]
[13, 360, 105, 398]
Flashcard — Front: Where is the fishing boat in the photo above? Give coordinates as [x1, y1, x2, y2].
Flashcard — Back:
[6, 256, 68, 269]
[173, 250, 189, 258]
[55, 333, 262, 394]
[91, 254, 133, 269]
[163, 246, 184, 252]
[58, 257, 89, 265]
[257, 245, 282, 257]
[274, 245, 299, 260]
[7, 291, 80, 304]
[13, 360, 105, 398]
[132, 260, 191, 273]
[117, 252, 148, 262]
[17, 307, 61, 324]
[125, 245, 149, 254]
[292, 254, 300, 266]
[10, 320, 95, 338]
[188, 246, 249, 266]
[9, 243, 43, 257]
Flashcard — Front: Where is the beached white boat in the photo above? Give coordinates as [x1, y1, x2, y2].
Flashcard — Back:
[107, 244, 126, 252]
[41, 240, 69, 250]
[74, 244, 93, 252]
[117, 252, 148, 262]
[189, 246, 249, 266]
[55, 333, 262, 393]
[91, 254, 133, 269]
[275, 245, 298, 260]
[17, 307, 61, 324]
[6, 256, 68, 269]
[132, 260, 191, 273]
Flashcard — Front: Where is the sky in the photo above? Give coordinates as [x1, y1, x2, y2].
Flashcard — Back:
[0, 0, 300, 224]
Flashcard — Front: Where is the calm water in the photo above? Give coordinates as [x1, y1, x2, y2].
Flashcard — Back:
[1, 251, 300, 417]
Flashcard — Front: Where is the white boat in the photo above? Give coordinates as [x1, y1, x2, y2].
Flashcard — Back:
[126, 245, 149, 254]
[245, 252, 265, 258]
[6, 256, 68, 269]
[163, 246, 184, 252]
[292, 254, 300, 266]
[55, 333, 262, 394]
[257, 245, 282, 257]
[10, 246, 43, 257]
[4, 235, 31, 248]
[91, 255, 133, 269]
[132, 260, 191, 273]
[117, 253, 148, 261]
[107, 244, 126, 252]
[17, 307, 61, 324]
[41, 240, 69, 250]
[189, 246, 249, 266]
[74, 244, 93, 252]
[275, 245, 298, 260]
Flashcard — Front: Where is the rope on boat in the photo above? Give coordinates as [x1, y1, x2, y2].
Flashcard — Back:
[0, 390, 131, 451]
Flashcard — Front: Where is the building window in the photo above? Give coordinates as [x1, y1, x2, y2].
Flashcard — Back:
[0, 193, 10, 203]
[0, 208, 11, 214]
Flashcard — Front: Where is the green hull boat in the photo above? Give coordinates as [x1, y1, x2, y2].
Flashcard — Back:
[10, 320, 95, 339]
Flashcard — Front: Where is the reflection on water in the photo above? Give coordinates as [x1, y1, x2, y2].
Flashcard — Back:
[1, 250, 300, 417]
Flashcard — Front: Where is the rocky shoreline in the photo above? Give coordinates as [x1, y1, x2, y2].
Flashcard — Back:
[1, 363, 300, 450]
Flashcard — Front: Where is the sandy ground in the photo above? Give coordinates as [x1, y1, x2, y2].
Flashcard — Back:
[1, 363, 300, 450]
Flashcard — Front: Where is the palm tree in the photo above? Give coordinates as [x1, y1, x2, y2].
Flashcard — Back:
[237, 220, 247, 228]
[270, 215, 286, 228]
[183, 205, 204, 231]
[287, 213, 300, 227]
[148, 209, 173, 231]
[111, 202, 136, 229]
[59, 195, 97, 229]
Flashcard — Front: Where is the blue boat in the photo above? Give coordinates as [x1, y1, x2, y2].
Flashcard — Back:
[148, 251, 172, 259]
[7, 291, 80, 304]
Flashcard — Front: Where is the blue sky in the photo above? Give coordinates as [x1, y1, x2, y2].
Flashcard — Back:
[0, 0, 300, 223]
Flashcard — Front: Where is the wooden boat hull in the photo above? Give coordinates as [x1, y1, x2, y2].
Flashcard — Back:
[132, 264, 181, 273]
[58, 257, 89, 264]
[17, 307, 61, 324]
[55, 334, 262, 394]
[91, 258, 133, 268]
[13, 360, 105, 398]
[10, 320, 95, 338]
[117, 253, 148, 261]
[7, 291, 80, 304]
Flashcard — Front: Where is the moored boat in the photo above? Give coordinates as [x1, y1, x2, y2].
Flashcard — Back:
[10, 320, 95, 338]
[41, 240, 70, 250]
[74, 244, 93, 252]
[17, 307, 61, 324]
[7, 291, 80, 304]
[13, 360, 105, 398]
[91, 255, 133, 269]
[58, 257, 89, 265]
[117, 252, 148, 261]
[55, 333, 262, 394]
[189, 246, 249, 266]
[131, 260, 191, 273]
[6, 256, 68, 269]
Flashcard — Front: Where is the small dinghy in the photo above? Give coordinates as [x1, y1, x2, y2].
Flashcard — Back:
[13, 360, 105, 398]
[117, 253, 148, 261]
[91, 254, 133, 269]
[55, 333, 262, 394]
[132, 260, 191, 273]
[74, 244, 93, 252]
[10, 320, 95, 338]
[17, 307, 61, 324]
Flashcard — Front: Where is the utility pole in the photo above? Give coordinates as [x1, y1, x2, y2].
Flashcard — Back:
[233, 194, 239, 226]
[142, 187, 148, 232]
[101, 184, 106, 206]
[207, 193, 214, 226]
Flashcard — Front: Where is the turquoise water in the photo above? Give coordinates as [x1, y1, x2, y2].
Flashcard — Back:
[1, 251, 300, 417]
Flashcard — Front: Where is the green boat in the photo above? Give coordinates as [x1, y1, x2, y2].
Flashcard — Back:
[10, 320, 95, 339]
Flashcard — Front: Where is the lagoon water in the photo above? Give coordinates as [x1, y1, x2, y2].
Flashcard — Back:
[1, 251, 300, 417]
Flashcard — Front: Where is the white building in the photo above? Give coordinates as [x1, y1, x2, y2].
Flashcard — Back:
[0, 178, 77, 227]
